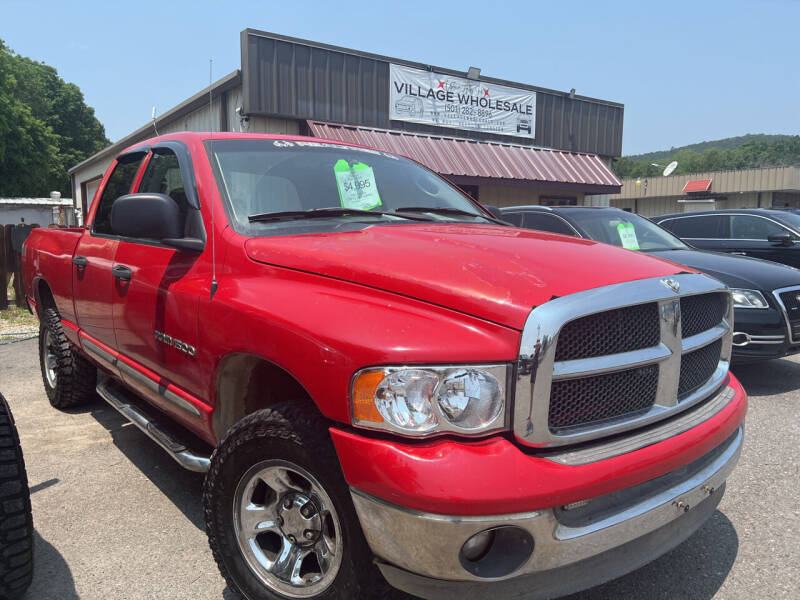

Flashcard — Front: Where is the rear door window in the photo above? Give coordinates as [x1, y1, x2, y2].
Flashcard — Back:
[92, 153, 146, 234]
[661, 215, 729, 239]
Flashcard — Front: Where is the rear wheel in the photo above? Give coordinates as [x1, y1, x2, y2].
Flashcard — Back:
[203, 404, 387, 599]
[38, 308, 96, 409]
[0, 393, 33, 599]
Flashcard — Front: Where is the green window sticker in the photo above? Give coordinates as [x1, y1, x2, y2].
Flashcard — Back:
[617, 222, 640, 250]
[334, 159, 382, 210]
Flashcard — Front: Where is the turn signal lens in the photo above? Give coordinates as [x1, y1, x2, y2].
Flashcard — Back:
[352, 370, 386, 423]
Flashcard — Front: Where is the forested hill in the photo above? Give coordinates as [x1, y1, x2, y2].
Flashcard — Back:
[613, 134, 800, 179]
[628, 134, 795, 162]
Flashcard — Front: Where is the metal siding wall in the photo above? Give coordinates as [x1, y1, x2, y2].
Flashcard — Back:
[478, 186, 585, 208]
[159, 99, 222, 134]
[243, 32, 623, 157]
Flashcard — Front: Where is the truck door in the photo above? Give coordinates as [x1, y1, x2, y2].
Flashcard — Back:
[73, 151, 146, 361]
[111, 145, 207, 420]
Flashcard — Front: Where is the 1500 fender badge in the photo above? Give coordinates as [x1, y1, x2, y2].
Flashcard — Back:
[154, 330, 196, 357]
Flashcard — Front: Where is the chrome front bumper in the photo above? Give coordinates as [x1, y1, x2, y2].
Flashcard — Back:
[352, 427, 742, 597]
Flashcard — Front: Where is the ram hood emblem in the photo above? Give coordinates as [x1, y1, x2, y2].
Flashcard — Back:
[661, 278, 681, 294]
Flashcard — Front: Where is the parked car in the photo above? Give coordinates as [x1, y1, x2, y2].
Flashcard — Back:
[653, 208, 800, 268]
[23, 133, 746, 600]
[0, 392, 34, 599]
[498, 205, 800, 362]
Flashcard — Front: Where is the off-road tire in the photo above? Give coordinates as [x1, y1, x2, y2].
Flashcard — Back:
[38, 308, 96, 409]
[0, 393, 33, 599]
[203, 404, 389, 600]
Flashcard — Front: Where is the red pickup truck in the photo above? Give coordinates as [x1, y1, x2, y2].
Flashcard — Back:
[23, 132, 746, 600]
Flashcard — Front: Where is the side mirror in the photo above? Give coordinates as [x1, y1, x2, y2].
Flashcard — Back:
[111, 193, 183, 240]
[767, 233, 794, 247]
[110, 193, 203, 251]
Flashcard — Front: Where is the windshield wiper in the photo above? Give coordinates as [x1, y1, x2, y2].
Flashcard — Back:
[248, 207, 432, 223]
[394, 206, 508, 225]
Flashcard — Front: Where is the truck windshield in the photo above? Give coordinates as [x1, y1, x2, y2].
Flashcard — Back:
[206, 139, 491, 235]
[569, 211, 688, 252]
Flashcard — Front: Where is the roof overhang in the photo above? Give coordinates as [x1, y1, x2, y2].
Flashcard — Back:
[683, 178, 713, 193]
[307, 121, 622, 193]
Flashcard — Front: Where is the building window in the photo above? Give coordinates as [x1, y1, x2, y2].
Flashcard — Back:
[540, 196, 577, 207]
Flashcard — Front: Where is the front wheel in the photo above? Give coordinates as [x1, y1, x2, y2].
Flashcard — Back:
[203, 404, 387, 600]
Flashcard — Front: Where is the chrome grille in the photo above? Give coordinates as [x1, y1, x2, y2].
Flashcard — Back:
[549, 365, 658, 431]
[555, 303, 660, 361]
[681, 293, 727, 338]
[514, 274, 732, 448]
[679, 339, 723, 398]
[774, 286, 800, 344]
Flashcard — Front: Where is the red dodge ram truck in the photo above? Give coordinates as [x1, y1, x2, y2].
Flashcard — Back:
[23, 132, 746, 600]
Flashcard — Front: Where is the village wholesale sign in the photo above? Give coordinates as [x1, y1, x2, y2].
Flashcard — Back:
[389, 64, 536, 139]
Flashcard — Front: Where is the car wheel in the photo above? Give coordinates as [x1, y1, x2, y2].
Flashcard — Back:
[38, 308, 97, 410]
[0, 393, 33, 599]
[203, 404, 388, 600]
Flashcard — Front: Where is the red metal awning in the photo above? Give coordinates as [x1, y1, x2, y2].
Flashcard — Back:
[683, 179, 712, 193]
[307, 121, 621, 192]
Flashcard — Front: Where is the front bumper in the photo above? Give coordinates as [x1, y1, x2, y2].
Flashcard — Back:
[352, 427, 742, 599]
[731, 306, 800, 361]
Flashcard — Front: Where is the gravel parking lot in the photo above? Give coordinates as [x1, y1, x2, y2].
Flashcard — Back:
[1, 337, 798, 599]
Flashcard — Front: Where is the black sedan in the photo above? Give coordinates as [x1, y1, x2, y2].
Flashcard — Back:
[497, 205, 800, 362]
[652, 208, 800, 268]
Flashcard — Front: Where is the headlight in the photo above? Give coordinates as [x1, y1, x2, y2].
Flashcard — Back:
[352, 365, 509, 437]
[731, 289, 769, 309]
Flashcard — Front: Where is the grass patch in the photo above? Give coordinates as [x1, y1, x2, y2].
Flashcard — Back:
[1, 278, 39, 341]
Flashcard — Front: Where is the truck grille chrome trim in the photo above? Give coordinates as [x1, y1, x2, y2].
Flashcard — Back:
[515, 274, 732, 447]
[540, 385, 735, 465]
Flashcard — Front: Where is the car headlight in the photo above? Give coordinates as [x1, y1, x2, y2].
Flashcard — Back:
[731, 289, 769, 309]
[351, 365, 509, 437]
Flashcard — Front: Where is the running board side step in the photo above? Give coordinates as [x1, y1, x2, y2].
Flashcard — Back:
[96, 379, 211, 473]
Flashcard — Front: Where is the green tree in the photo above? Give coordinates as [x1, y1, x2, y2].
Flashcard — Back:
[0, 39, 108, 197]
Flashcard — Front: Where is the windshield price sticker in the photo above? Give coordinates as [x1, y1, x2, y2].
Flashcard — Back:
[334, 160, 382, 210]
[617, 222, 640, 250]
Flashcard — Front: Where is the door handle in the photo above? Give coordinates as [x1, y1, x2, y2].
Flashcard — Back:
[72, 255, 88, 268]
[112, 265, 132, 281]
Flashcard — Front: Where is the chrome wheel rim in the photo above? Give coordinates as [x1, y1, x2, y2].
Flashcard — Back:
[42, 329, 58, 389]
[233, 459, 343, 597]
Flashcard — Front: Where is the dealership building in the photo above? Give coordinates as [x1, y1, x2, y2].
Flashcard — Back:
[610, 165, 800, 217]
[69, 29, 624, 219]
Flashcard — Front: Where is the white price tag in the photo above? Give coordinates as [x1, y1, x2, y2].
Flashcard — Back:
[334, 160, 382, 210]
[617, 222, 640, 250]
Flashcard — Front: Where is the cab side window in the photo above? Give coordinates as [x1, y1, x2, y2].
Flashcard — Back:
[92, 154, 145, 234]
[523, 213, 577, 236]
[501, 212, 524, 226]
[662, 215, 729, 239]
[137, 149, 190, 232]
[730, 215, 795, 240]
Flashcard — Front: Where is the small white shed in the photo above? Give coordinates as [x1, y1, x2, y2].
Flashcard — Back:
[0, 193, 77, 227]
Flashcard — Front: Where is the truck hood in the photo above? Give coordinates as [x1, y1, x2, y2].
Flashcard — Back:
[244, 224, 687, 330]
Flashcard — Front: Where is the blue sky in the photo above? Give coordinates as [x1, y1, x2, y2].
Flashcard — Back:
[3, 0, 799, 155]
